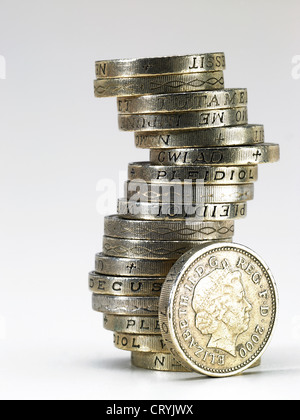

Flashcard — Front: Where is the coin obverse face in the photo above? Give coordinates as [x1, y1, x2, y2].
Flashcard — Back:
[159, 242, 278, 377]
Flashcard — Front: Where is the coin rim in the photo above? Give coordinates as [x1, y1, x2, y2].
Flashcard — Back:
[117, 88, 247, 114]
[118, 106, 248, 131]
[150, 143, 280, 166]
[95, 53, 226, 78]
[159, 241, 278, 377]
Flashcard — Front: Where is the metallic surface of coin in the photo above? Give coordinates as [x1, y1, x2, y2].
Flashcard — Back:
[92, 294, 159, 316]
[131, 351, 192, 372]
[118, 107, 247, 131]
[89, 272, 164, 296]
[135, 125, 264, 148]
[103, 314, 161, 335]
[159, 242, 278, 377]
[117, 89, 247, 114]
[125, 181, 254, 203]
[94, 71, 224, 97]
[95, 53, 226, 78]
[94, 253, 176, 277]
[104, 215, 234, 241]
[128, 162, 258, 184]
[118, 199, 247, 221]
[102, 236, 216, 260]
[113, 332, 168, 353]
[131, 353, 260, 372]
[150, 143, 280, 166]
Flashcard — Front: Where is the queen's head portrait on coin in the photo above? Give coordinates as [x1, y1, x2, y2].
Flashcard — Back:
[192, 266, 252, 357]
[159, 242, 278, 377]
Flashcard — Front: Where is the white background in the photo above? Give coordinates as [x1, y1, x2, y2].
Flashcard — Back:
[0, 0, 300, 400]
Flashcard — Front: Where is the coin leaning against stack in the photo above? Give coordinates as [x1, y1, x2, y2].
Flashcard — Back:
[90, 52, 279, 374]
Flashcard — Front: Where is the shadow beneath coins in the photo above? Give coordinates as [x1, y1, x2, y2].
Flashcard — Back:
[80, 351, 300, 380]
[172, 365, 300, 382]
[172, 368, 263, 382]
[82, 356, 204, 378]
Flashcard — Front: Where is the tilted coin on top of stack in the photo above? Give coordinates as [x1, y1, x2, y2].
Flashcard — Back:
[89, 52, 279, 375]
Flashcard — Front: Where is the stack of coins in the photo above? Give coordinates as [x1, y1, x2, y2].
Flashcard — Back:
[90, 53, 279, 373]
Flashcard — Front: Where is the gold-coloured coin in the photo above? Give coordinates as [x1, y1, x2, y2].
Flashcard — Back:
[118, 107, 247, 131]
[94, 253, 176, 277]
[92, 294, 159, 316]
[94, 71, 224, 98]
[125, 181, 254, 203]
[135, 124, 264, 149]
[104, 215, 235, 241]
[118, 89, 247, 114]
[104, 315, 161, 335]
[95, 53, 226, 78]
[131, 352, 261, 372]
[113, 332, 168, 353]
[159, 242, 278, 377]
[131, 351, 192, 372]
[150, 143, 280, 166]
[89, 272, 164, 296]
[128, 162, 258, 184]
[102, 236, 221, 260]
[118, 199, 247, 221]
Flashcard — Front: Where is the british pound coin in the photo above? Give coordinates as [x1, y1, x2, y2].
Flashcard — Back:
[118, 89, 247, 114]
[95, 53, 226, 78]
[92, 294, 159, 316]
[113, 332, 168, 353]
[150, 143, 280, 166]
[94, 253, 176, 277]
[89, 272, 164, 296]
[135, 125, 264, 149]
[94, 71, 224, 98]
[131, 351, 260, 372]
[118, 107, 247, 131]
[104, 314, 161, 335]
[131, 351, 192, 372]
[159, 242, 278, 377]
[125, 181, 254, 203]
[118, 199, 247, 221]
[104, 215, 234, 241]
[128, 162, 258, 184]
[102, 236, 217, 260]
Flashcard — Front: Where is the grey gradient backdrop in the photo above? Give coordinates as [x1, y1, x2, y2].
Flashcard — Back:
[0, 0, 300, 400]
